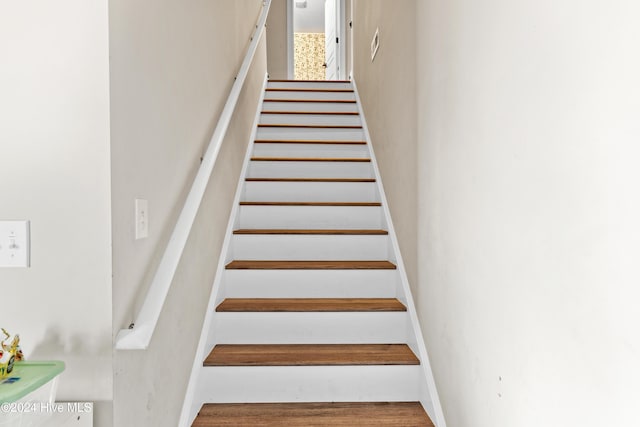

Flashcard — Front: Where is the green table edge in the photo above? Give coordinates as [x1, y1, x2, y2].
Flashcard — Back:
[0, 361, 65, 403]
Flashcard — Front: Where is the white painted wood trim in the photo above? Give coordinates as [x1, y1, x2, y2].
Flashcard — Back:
[177, 74, 270, 427]
[339, 0, 347, 80]
[351, 79, 448, 427]
[114, 0, 272, 351]
[349, 0, 354, 79]
[287, 0, 294, 79]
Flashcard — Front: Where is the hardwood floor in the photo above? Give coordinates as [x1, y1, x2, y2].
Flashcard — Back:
[232, 229, 387, 235]
[225, 260, 397, 270]
[216, 298, 407, 312]
[192, 402, 435, 426]
[204, 344, 420, 367]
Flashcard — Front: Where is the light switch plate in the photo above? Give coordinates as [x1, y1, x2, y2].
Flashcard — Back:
[0, 220, 30, 267]
[135, 199, 149, 240]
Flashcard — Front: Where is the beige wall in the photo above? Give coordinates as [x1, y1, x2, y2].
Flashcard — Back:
[267, 0, 289, 79]
[351, 0, 418, 292]
[109, 1, 265, 425]
[0, 0, 113, 424]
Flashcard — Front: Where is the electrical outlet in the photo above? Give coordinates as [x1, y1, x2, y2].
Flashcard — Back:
[135, 199, 149, 240]
[0, 220, 30, 267]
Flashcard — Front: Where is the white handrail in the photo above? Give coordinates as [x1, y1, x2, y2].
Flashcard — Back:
[115, 0, 272, 350]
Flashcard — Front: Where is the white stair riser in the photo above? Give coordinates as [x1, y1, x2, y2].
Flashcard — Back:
[267, 81, 352, 90]
[242, 181, 378, 202]
[197, 366, 422, 403]
[264, 90, 356, 101]
[231, 234, 389, 260]
[222, 270, 398, 298]
[213, 312, 409, 344]
[260, 113, 362, 126]
[236, 205, 383, 229]
[262, 101, 358, 113]
[247, 161, 373, 179]
[252, 143, 369, 158]
[256, 127, 365, 141]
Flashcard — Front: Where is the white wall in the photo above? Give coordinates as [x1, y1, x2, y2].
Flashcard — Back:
[0, 0, 113, 423]
[294, 0, 325, 33]
[352, 1, 640, 426]
[109, 1, 265, 425]
[416, 1, 640, 426]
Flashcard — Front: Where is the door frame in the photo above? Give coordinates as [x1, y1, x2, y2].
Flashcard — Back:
[287, 0, 348, 80]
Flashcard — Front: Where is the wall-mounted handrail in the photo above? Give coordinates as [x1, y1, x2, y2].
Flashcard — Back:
[115, 0, 272, 350]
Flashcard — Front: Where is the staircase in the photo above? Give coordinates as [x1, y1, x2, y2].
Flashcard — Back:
[185, 80, 440, 426]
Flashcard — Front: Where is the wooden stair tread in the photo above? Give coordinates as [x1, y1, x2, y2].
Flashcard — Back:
[193, 402, 434, 427]
[254, 139, 366, 145]
[258, 124, 362, 129]
[263, 99, 357, 104]
[245, 178, 375, 182]
[233, 229, 387, 235]
[250, 157, 371, 162]
[225, 260, 396, 270]
[268, 79, 351, 83]
[204, 344, 419, 366]
[216, 298, 406, 312]
[265, 88, 354, 93]
[262, 111, 360, 116]
[239, 201, 381, 207]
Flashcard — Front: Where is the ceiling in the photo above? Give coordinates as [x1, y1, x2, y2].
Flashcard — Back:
[294, 0, 325, 33]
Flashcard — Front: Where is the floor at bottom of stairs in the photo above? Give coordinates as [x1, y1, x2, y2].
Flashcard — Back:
[192, 402, 434, 426]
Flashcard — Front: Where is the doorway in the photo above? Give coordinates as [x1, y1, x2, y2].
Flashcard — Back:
[287, 0, 347, 80]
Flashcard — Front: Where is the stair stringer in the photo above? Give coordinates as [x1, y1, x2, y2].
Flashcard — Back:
[351, 79, 447, 427]
[177, 73, 269, 427]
